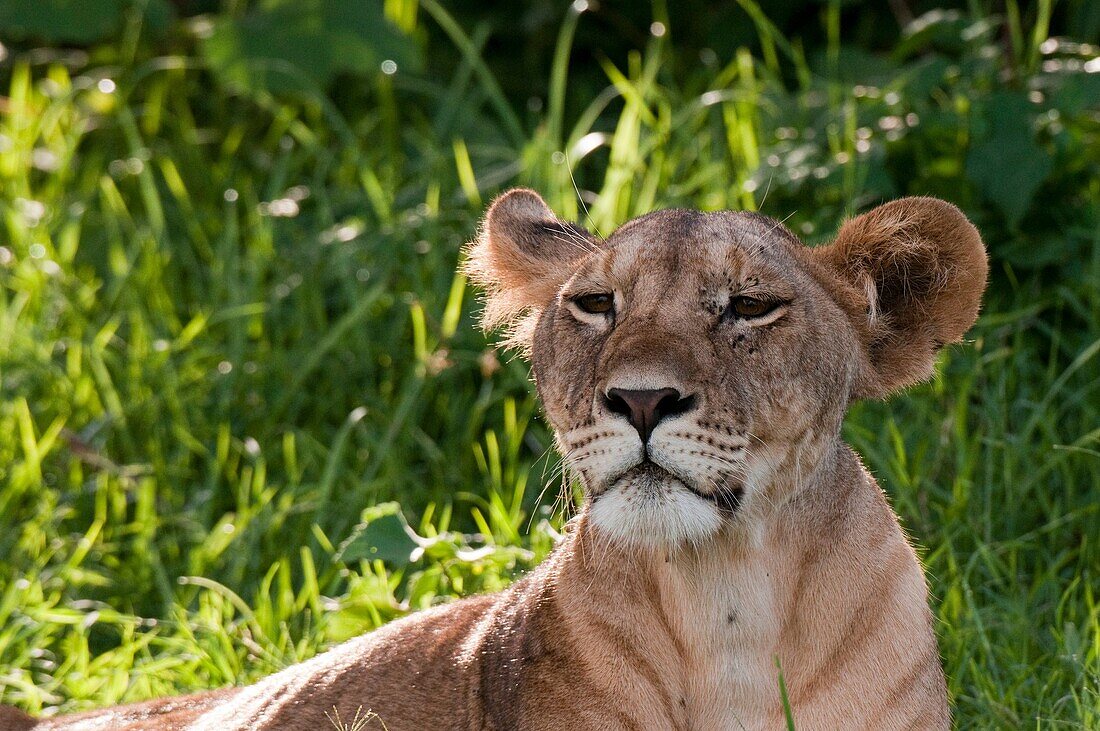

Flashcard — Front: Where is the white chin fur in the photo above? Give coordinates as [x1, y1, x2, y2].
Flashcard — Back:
[589, 481, 723, 548]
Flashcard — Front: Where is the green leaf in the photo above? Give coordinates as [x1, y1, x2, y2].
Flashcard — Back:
[201, 0, 422, 94]
[335, 502, 420, 566]
[894, 10, 970, 60]
[0, 0, 172, 45]
[965, 92, 1053, 228]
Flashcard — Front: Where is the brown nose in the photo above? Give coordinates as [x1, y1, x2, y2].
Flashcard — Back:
[603, 387, 696, 444]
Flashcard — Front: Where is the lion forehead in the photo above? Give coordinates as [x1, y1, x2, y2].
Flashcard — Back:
[591, 209, 804, 291]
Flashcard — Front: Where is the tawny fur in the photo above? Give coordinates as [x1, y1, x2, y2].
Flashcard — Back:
[3, 189, 987, 731]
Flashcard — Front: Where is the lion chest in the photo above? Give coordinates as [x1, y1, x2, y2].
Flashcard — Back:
[662, 555, 788, 731]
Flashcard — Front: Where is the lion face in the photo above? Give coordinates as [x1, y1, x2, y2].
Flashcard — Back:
[530, 209, 858, 546]
[466, 190, 986, 549]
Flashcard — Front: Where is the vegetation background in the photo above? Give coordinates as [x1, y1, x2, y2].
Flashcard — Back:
[0, 0, 1098, 726]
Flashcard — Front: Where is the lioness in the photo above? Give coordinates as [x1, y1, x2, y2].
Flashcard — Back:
[2, 190, 986, 730]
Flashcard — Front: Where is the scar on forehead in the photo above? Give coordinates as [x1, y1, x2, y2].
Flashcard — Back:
[719, 239, 794, 291]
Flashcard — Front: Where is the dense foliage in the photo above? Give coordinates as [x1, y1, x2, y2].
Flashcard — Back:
[0, 1, 1097, 726]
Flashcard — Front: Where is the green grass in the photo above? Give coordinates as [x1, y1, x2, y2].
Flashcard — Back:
[1, 3, 1098, 727]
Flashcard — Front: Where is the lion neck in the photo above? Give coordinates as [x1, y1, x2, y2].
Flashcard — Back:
[548, 441, 882, 720]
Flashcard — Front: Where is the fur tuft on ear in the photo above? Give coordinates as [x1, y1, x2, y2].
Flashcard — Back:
[463, 189, 597, 351]
[813, 197, 988, 398]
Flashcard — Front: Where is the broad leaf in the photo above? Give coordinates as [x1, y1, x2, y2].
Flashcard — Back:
[201, 0, 421, 94]
[966, 92, 1053, 228]
[0, 0, 171, 44]
[336, 502, 420, 566]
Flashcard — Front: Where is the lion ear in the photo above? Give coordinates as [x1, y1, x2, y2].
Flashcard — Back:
[463, 188, 597, 348]
[812, 197, 988, 398]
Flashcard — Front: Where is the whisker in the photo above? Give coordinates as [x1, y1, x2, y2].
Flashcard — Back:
[744, 430, 767, 448]
[766, 210, 797, 238]
[564, 151, 604, 238]
[549, 232, 595, 256]
[556, 218, 594, 249]
[756, 171, 775, 213]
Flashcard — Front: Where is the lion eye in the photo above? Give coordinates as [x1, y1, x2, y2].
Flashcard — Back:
[574, 293, 614, 315]
[727, 296, 775, 319]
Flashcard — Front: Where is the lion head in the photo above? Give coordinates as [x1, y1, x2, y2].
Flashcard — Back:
[466, 190, 986, 548]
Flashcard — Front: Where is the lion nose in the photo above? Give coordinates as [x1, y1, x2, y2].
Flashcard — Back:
[603, 387, 696, 444]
